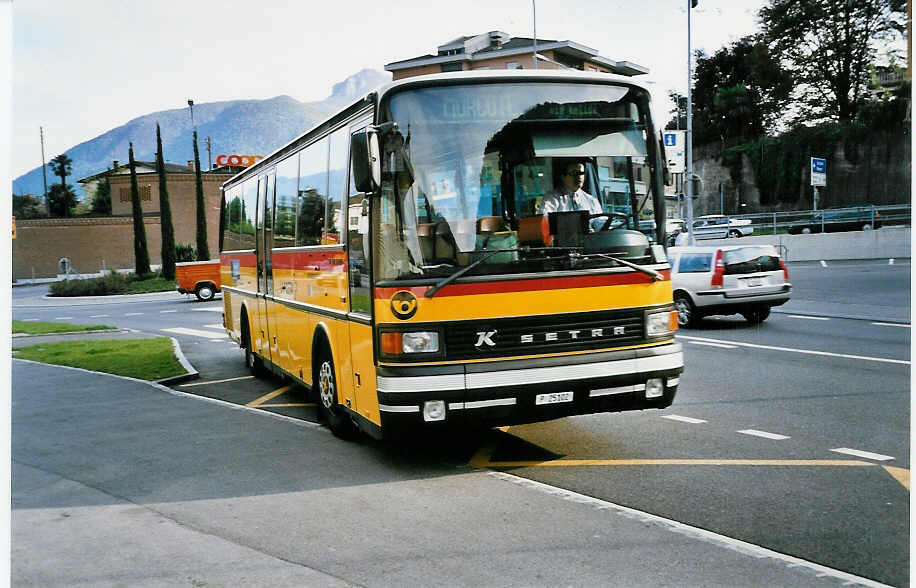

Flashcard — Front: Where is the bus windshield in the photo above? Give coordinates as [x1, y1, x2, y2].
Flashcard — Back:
[374, 81, 662, 282]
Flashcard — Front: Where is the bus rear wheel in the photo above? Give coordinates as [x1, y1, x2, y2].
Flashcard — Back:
[241, 319, 264, 377]
[315, 350, 359, 440]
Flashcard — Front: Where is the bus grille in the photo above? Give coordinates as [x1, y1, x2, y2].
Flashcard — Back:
[444, 309, 645, 360]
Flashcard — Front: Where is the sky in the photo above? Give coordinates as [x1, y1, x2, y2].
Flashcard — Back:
[10, 0, 768, 179]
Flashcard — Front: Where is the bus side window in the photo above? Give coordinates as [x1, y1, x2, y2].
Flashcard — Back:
[296, 137, 328, 246]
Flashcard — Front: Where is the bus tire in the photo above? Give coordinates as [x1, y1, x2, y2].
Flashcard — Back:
[195, 283, 215, 301]
[241, 316, 265, 377]
[315, 348, 360, 440]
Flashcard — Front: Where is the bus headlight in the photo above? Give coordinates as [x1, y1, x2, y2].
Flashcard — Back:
[646, 310, 678, 337]
[401, 331, 440, 353]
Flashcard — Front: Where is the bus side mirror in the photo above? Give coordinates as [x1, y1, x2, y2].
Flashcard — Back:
[351, 130, 380, 193]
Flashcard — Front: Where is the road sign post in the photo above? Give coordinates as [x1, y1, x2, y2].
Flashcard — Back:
[810, 157, 826, 211]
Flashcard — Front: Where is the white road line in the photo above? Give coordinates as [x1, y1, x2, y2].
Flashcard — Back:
[737, 429, 791, 441]
[160, 310, 178, 313]
[677, 334, 909, 365]
[89, 314, 109, 318]
[125, 312, 143, 316]
[871, 322, 909, 328]
[20, 318, 39, 322]
[819, 260, 828, 267]
[888, 258, 894, 265]
[54, 317, 73, 320]
[661, 415, 707, 424]
[688, 341, 737, 349]
[203, 324, 225, 330]
[786, 315, 829, 321]
[161, 327, 228, 340]
[191, 307, 223, 312]
[830, 447, 894, 462]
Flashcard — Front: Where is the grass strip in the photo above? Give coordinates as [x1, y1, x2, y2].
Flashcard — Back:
[12, 320, 115, 335]
[12, 337, 186, 381]
[125, 276, 176, 294]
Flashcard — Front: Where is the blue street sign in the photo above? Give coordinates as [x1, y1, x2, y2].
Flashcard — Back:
[811, 158, 826, 173]
[664, 133, 677, 146]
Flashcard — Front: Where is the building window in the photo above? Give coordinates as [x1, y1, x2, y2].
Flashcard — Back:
[440, 62, 463, 72]
[506, 62, 522, 70]
[119, 185, 151, 202]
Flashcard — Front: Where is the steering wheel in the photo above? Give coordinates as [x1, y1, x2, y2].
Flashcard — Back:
[588, 212, 631, 232]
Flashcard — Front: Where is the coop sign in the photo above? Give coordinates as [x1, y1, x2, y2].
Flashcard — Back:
[216, 154, 264, 167]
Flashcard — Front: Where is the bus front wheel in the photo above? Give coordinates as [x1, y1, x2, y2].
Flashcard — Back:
[315, 349, 360, 440]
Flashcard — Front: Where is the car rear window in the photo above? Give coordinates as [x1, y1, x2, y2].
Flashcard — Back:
[723, 246, 781, 275]
[677, 253, 712, 273]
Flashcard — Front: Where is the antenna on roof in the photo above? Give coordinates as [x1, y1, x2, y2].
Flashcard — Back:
[532, 0, 538, 70]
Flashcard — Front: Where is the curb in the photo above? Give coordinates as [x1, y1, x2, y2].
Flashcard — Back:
[156, 336, 200, 386]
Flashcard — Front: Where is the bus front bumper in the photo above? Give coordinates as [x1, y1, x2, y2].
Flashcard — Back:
[375, 342, 683, 430]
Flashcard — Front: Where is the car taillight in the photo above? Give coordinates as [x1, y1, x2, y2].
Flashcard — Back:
[779, 259, 789, 280]
[710, 250, 724, 287]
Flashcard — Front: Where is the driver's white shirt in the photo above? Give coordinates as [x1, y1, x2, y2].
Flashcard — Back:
[543, 188, 604, 231]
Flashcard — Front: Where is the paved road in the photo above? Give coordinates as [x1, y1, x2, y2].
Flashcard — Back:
[11, 259, 910, 586]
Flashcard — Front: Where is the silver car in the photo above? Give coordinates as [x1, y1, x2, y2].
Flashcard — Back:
[669, 244, 791, 327]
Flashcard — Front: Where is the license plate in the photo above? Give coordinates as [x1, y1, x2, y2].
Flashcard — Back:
[746, 277, 763, 287]
[536, 391, 574, 405]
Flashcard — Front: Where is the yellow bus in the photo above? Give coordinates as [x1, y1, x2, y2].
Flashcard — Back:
[220, 70, 683, 439]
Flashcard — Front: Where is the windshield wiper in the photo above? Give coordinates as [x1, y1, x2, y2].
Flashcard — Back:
[573, 252, 663, 282]
[425, 247, 530, 298]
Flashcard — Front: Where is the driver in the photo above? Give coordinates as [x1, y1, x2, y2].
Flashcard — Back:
[542, 161, 605, 231]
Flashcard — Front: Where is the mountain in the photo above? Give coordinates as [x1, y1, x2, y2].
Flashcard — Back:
[13, 68, 391, 199]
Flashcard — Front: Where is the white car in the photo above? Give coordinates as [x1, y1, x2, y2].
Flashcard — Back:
[691, 215, 754, 239]
[669, 244, 791, 327]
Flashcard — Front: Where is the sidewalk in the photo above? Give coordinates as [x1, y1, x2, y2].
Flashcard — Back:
[11, 360, 882, 587]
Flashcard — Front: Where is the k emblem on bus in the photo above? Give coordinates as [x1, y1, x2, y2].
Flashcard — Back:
[474, 330, 497, 348]
[390, 291, 418, 320]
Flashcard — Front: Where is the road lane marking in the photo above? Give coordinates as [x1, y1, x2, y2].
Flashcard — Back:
[125, 312, 143, 316]
[786, 315, 829, 321]
[20, 318, 38, 322]
[487, 471, 896, 587]
[160, 310, 177, 313]
[246, 385, 294, 407]
[89, 314, 109, 318]
[689, 341, 737, 349]
[258, 403, 315, 408]
[179, 375, 255, 387]
[203, 324, 224, 329]
[831, 447, 894, 461]
[661, 415, 707, 424]
[871, 321, 909, 328]
[677, 334, 909, 365]
[191, 307, 223, 312]
[479, 458, 874, 468]
[888, 258, 894, 265]
[737, 429, 790, 440]
[820, 260, 828, 267]
[883, 466, 909, 490]
[161, 327, 227, 339]
[54, 317, 73, 320]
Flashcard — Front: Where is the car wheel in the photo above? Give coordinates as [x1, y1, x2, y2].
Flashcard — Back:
[674, 294, 698, 328]
[194, 284, 215, 301]
[315, 348, 360, 440]
[742, 307, 771, 324]
[801, 227, 812, 234]
[242, 319, 265, 377]
[728, 229, 741, 238]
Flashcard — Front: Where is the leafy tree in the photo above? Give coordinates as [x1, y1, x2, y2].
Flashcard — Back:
[49, 153, 72, 188]
[760, 0, 907, 123]
[90, 176, 112, 215]
[129, 143, 152, 277]
[296, 190, 324, 245]
[155, 124, 177, 280]
[691, 36, 792, 147]
[12, 194, 44, 219]
[192, 131, 210, 260]
[664, 91, 688, 130]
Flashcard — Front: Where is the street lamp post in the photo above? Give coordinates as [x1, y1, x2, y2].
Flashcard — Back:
[684, 0, 698, 245]
[187, 99, 195, 131]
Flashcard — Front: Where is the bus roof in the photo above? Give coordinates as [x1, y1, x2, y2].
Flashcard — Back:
[221, 69, 656, 191]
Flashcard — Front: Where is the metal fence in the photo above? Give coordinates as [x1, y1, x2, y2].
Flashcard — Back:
[721, 204, 911, 234]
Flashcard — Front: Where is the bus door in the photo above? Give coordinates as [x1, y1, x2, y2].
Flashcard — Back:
[345, 121, 380, 425]
[263, 169, 283, 365]
[255, 172, 274, 364]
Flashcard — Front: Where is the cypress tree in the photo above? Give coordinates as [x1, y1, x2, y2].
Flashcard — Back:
[128, 143, 151, 276]
[155, 124, 177, 280]
[193, 130, 210, 260]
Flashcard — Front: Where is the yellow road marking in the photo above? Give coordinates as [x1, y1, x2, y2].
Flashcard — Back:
[883, 466, 910, 490]
[257, 403, 315, 408]
[246, 385, 294, 407]
[180, 375, 255, 387]
[469, 439, 499, 468]
[478, 458, 876, 468]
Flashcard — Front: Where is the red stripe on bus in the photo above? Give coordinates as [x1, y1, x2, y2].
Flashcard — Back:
[374, 270, 670, 299]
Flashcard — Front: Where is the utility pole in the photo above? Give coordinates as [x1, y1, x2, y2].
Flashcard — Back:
[206, 136, 212, 170]
[532, 0, 538, 69]
[39, 126, 48, 209]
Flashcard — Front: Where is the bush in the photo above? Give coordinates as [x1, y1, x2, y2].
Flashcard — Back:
[175, 243, 197, 262]
[49, 271, 128, 296]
